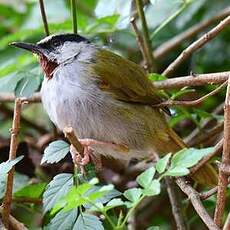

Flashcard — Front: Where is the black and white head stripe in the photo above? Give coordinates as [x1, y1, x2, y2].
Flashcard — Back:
[37, 34, 90, 49]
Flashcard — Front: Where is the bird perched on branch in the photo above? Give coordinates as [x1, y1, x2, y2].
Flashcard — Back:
[12, 33, 217, 186]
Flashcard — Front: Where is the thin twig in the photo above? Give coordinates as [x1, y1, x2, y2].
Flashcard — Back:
[214, 74, 230, 227]
[176, 177, 220, 230]
[0, 92, 41, 103]
[13, 197, 42, 205]
[135, 0, 157, 72]
[154, 71, 230, 89]
[39, 0, 49, 36]
[0, 206, 28, 230]
[130, 17, 149, 70]
[63, 126, 85, 175]
[154, 7, 230, 59]
[200, 187, 218, 200]
[162, 15, 230, 76]
[63, 127, 84, 156]
[190, 139, 223, 175]
[71, 0, 78, 33]
[165, 177, 187, 230]
[2, 98, 23, 228]
[154, 81, 227, 107]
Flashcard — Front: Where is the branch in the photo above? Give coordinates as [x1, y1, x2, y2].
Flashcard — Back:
[71, 0, 78, 33]
[162, 15, 230, 76]
[130, 17, 149, 70]
[154, 81, 227, 107]
[214, 75, 230, 227]
[63, 126, 85, 175]
[176, 177, 220, 230]
[165, 177, 187, 230]
[154, 7, 230, 59]
[0, 92, 41, 103]
[200, 187, 218, 201]
[134, 0, 157, 72]
[154, 71, 230, 89]
[63, 127, 84, 156]
[2, 98, 23, 228]
[0, 206, 28, 230]
[39, 0, 49, 36]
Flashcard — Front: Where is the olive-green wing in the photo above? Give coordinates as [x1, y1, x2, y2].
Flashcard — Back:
[93, 49, 163, 105]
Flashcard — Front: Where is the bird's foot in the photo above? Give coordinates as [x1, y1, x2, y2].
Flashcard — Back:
[70, 144, 92, 166]
[70, 138, 128, 172]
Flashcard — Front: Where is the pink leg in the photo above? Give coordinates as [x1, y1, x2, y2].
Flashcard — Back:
[70, 138, 129, 166]
[79, 138, 129, 152]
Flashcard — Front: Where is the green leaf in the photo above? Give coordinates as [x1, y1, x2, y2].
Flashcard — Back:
[89, 178, 99, 185]
[171, 88, 195, 100]
[136, 167, 155, 188]
[165, 166, 189, 177]
[86, 186, 121, 205]
[99, 184, 114, 192]
[46, 209, 78, 230]
[148, 73, 167, 81]
[41, 140, 70, 164]
[14, 183, 46, 198]
[170, 147, 214, 169]
[14, 72, 41, 98]
[105, 198, 124, 210]
[95, 0, 132, 29]
[63, 183, 110, 211]
[146, 226, 160, 230]
[142, 180, 161, 196]
[73, 213, 104, 230]
[0, 156, 24, 175]
[43, 173, 73, 213]
[156, 153, 172, 174]
[124, 188, 142, 203]
[0, 172, 29, 199]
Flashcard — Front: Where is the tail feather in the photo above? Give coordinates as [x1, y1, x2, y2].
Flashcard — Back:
[166, 128, 218, 187]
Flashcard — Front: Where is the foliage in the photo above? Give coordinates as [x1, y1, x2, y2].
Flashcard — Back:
[40, 141, 214, 229]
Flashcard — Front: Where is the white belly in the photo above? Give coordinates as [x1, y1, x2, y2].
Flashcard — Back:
[40, 63, 165, 160]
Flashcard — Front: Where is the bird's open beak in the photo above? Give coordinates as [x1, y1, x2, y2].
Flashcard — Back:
[10, 42, 44, 55]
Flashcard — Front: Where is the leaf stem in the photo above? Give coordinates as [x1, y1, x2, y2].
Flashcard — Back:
[119, 195, 145, 228]
[82, 197, 117, 229]
[135, 0, 157, 72]
[150, 0, 192, 39]
[71, 0, 78, 33]
[39, 0, 50, 36]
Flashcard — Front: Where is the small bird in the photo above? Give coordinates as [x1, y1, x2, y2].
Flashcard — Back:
[12, 33, 217, 186]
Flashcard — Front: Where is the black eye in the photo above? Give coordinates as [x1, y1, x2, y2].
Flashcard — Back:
[52, 39, 61, 47]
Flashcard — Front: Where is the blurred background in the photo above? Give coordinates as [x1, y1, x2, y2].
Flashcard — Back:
[0, 0, 229, 229]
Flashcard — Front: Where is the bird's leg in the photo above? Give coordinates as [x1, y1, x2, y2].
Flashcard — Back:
[70, 138, 129, 171]
[79, 138, 129, 153]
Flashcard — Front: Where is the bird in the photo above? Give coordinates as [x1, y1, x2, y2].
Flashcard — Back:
[11, 33, 217, 186]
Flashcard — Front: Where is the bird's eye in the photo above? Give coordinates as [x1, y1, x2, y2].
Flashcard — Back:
[52, 40, 61, 47]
